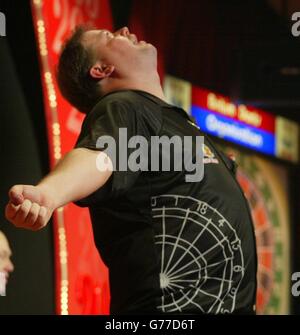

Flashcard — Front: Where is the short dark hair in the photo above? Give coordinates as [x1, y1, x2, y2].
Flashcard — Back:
[56, 26, 102, 114]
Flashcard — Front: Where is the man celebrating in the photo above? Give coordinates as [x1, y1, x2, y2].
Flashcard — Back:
[5, 27, 257, 314]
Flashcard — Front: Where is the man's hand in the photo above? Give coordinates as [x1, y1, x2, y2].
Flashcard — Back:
[5, 148, 112, 231]
[5, 185, 55, 231]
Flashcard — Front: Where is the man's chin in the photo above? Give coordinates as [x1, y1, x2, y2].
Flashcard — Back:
[142, 42, 156, 53]
[151, 45, 158, 57]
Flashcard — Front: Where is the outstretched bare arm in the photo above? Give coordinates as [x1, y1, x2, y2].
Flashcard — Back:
[5, 148, 112, 230]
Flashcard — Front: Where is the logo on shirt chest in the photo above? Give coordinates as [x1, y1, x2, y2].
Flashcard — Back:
[203, 145, 219, 164]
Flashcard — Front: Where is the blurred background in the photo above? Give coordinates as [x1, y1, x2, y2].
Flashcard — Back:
[0, 0, 299, 315]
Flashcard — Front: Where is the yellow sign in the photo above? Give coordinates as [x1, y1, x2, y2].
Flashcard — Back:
[276, 117, 299, 163]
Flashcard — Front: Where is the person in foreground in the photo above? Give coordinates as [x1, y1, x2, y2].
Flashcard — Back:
[5, 26, 257, 314]
[0, 231, 14, 295]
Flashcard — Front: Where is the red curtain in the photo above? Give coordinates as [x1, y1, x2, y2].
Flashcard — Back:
[129, 0, 279, 96]
[129, 0, 216, 86]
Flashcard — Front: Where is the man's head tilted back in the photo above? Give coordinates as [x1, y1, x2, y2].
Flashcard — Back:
[57, 26, 100, 114]
[57, 26, 157, 114]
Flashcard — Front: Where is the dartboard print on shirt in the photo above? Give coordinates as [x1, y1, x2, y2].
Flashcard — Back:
[151, 194, 245, 314]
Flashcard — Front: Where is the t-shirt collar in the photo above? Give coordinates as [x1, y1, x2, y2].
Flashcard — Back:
[131, 89, 175, 108]
[94, 89, 192, 121]
[98, 89, 175, 109]
[132, 90, 194, 122]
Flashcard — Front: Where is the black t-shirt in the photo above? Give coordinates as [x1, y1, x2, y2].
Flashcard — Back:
[75, 90, 257, 315]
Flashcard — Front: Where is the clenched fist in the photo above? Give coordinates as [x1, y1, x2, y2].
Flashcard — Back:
[5, 185, 55, 231]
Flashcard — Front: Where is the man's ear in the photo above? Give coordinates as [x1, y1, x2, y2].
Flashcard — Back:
[89, 62, 115, 80]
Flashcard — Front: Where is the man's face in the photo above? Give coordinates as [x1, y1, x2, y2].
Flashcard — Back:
[0, 232, 14, 283]
[82, 27, 157, 76]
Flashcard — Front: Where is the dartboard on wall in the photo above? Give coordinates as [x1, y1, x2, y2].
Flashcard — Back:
[221, 146, 291, 315]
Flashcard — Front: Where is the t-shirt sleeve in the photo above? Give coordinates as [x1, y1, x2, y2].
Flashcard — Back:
[74, 97, 157, 205]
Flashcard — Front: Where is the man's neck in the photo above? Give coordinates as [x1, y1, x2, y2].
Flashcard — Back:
[101, 74, 167, 102]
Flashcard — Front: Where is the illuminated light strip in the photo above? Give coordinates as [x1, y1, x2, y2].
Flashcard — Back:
[31, 0, 68, 315]
[192, 105, 276, 156]
[192, 86, 276, 133]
